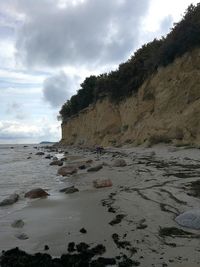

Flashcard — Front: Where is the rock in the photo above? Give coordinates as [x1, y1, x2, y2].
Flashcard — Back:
[15, 233, 29, 240]
[49, 160, 63, 166]
[79, 164, 86, 170]
[27, 157, 31, 159]
[44, 245, 49, 251]
[0, 193, 19, 206]
[25, 188, 49, 199]
[113, 159, 127, 167]
[175, 209, 200, 229]
[35, 152, 45, 155]
[61, 157, 67, 161]
[80, 228, 87, 234]
[57, 166, 77, 176]
[11, 219, 25, 228]
[93, 179, 112, 189]
[59, 186, 79, 194]
[87, 164, 103, 172]
[45, 154, 51, 159]
[53, 156, 58, 161]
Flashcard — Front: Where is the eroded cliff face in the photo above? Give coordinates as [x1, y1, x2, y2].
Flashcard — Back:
[61, 48, 200, 146]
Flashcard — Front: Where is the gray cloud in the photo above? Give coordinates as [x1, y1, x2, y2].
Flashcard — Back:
[15, 0, 151, 69]
[6, 101, 26, 120]
[43, 71, 78, 108]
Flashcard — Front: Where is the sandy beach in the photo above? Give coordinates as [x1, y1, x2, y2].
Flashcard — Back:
[1, 144, 200, 266]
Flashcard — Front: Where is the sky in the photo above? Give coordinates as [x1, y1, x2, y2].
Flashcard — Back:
[0, 0, 199, 144]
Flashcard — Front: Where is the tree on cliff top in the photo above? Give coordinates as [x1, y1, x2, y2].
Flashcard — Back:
[60, 3, 200, 121]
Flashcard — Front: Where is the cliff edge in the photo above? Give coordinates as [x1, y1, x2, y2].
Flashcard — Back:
[61, 48, 200, 147]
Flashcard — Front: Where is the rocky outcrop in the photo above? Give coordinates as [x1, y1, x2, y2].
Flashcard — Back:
[25, 188, 49, 199]
[61, 48, 200, 147]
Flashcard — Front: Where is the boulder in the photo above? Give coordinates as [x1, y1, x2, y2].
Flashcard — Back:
[11, 219, 25, 228]
[49, 160, 63, 166]
[45, 154, 51, 159]
[113, 159, 127, 167]
[87, 164, 103, 172]
[35, 152, 45, 156]
[25, 188, 49, 199]
[0, 193, 19, 206]
[93, 179, 112, 189]
[175, 209, 200, 230]
[60, 186, 79, 194]
[57, 166, 77, 176]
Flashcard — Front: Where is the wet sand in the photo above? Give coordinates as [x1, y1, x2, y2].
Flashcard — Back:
[1, 144, 200, 266]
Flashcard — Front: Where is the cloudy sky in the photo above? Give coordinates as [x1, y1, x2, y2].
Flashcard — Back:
[0, 0, 199, 144]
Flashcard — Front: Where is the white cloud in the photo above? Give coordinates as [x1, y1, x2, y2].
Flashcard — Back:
[0, 119, 60, 143]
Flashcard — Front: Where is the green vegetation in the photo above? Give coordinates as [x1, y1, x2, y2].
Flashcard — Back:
[60, 4, 200, 121]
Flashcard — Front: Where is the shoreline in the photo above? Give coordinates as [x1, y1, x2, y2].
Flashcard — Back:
[1, 144, 200, 266]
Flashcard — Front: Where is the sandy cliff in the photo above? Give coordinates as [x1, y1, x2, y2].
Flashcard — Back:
[61, 48, 200, 146]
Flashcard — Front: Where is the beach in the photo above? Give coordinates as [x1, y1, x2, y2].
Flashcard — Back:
[1, 144, 200, 266]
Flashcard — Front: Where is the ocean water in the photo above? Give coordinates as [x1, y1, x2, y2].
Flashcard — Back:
[0, 144, 65, 218]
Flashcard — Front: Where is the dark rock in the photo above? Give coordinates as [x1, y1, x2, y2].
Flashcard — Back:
[109, 214, 126, 226]
[119, 258, 140, 266]
[79, 164, 86, 170]
[87, 164, 103, 172]
[0, 243, 119, 267]
[80, 228, 87, 234]
[0, 193, 19, 206]
[91, 257, 116, 266]
[49, 160, 63, 166]
[112, 233, 131, 249]
[25, 188, 49, 199]
[44, 245, 49, 251]
[68, 242, 76, 253]
[45, 154, 51, 159]
[90, 244, 106, 256]
[27, 156, 31, 159]
[35, 152, 45, 155]
[159, 227, 194, 237]
[11, 219, 24, 228]
[59, 186, 79, 194]
[57, 166, 77, 176]
[108, 207, 116, 213]
[76, 242, 90, 253]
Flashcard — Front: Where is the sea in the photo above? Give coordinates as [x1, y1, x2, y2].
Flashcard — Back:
[0, 144, 65, 219]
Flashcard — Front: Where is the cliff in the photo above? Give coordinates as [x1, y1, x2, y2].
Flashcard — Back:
[61, 48, 200, 147]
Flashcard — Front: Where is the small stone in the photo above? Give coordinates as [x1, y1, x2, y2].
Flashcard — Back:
[35, 152, 45, 155]
[93, 179, 112, 188]
[113, 159, 127, 167]
[15, 233, 29, 240]
[44, 245, 49, 251]
[80, 228, 87, 234]
[11, 219, 25, 228]
[87, 164, 103, 172]
[68, 242, 76, 252]
[0, 193, 19, 206]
